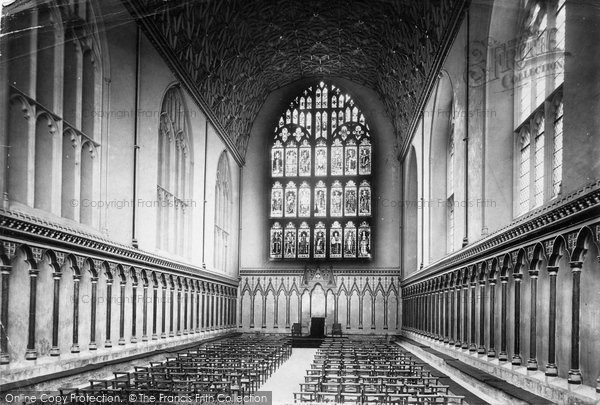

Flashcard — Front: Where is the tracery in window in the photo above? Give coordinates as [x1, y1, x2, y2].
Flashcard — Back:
[533, 114, 545, 208]
[552, 96, 563, 197]
[157, 86, 193, 257]
[518, 129, 531, 216]
[269, 82, 372, 259]
[214, 151, 231, 272]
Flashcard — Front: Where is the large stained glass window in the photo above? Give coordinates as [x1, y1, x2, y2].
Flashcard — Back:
[269, 82, 373, 260]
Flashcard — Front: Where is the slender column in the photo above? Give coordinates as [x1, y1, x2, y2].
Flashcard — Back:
[381, 297, 387, 330]
[105, 279, 113, 348]
[545, 265, 558, 376]
[487, 279, 496, 357]
[455, 286, 462, 347]
[169, 287, 174, 337]
[285, 294, 290, 328]
[210, 293, 215, 329]
[71, 275, 81, 353]
[25, 270, 39, 359]
[89, 277, 98, 350]
[196, 290, 200, 332]
[152, 284, 158, 339]
[371, 296, 376, 329]
[176, 288, 182, 336]
[499, 275, 508, 361]
[469, 282, 477, 351]
[118, 281, 126, 345]
[568, 261, 582, 384]
[298, 294, 302, 325]
[334, 294, 339, 324]
[512, 274, 522, 365]
[273, 294, 279, 328]
[250, 294, 255, 328]
[142, 284, 148, 341]
[444, 288, 450, 343]
[50, 272, 62, 356]
[131, 282, 137, 343]
[478, 279, 486, 354]
[449, 287, 455, 345]
[358, 294, 364, 329]
[201, 291, 206, 331]
[185, 289, 189, 334]
[161, 286, 167, 338]
[0, 265, 11, 364]
[527, 269, 538, 370]
[462, 284, 469, 349]
[437, 290, 442, 339]
[346, 295, 351, 329]
[261, 294, 267, 328]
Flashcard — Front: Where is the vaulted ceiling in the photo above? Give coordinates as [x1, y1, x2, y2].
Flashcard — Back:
[125, 0, 466, 161]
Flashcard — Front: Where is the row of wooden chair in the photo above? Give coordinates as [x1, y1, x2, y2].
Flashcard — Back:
[294, 338, 464, 404]
[58, 334, 291, 403]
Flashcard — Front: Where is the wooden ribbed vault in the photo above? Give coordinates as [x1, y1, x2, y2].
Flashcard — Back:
[125, 0, 467, 161]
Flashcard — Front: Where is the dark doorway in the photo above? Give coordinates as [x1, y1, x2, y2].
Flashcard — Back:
[310, 317, 325, 338]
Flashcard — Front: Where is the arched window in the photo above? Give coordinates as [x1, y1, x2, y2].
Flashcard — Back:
[269, 82, 372, 260]
[157, 86, 193, 256]
[447, 134, 455, 253]
[514, 0, 565, 215]
[214, 151, 232, 272]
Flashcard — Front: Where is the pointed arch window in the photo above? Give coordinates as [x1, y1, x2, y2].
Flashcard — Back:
[214, 151, 232, 272]
[269, 82, 373, 259]
[157, 86, 193, 257]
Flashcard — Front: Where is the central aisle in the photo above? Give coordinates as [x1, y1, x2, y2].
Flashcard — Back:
[259, 348, 317, 405]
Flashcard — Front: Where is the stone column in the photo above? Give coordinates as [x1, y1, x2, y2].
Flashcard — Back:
[89, 277, 98, 350]
[449, 287, 455, 345]
[478, 279, 486, 354]
[346, 295, 351, 329]
[568, 261, 582, 384]
[455, 285, 462, 347]
[104, 279, 113, 348]
[176, 287, 182, 336]
[487, 278, 496, 357]
[169, 287, 175, 337]
[545, 265, 559, 374]
[469, 281, 477, 351]
[142, 283, 148, 341]
[249, 294, 255, 328]
[71, 275, 81, 352]
[465, 282, 472, 350]
[152, 284, 158, 339]
[273, 293, 279, 328]
[371, 295, 376, 329]
[383, 297, 388, 330]
[512, 273, 522, 365]
[261, 293, 267, 328]
[161, 285, 167, 338]
[285, 294, 290, 328]
[131, 281, 137, 343]
[50, 271, 62, 356]
[527, 269, 538, 370]
[444, 288, 450, 344]
[0, 264, 11, 364]
[118, 280, 126, 345]
[499, 275, 508, 361]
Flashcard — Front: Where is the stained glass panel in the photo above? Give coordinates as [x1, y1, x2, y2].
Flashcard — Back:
[298, 222, 310, 258]
[344, 180, 357, 216]
[314, 181, 327, 217]
[330, 221, 343, 258]
[284, 181, 297, 217]
[331, 181, 343, 217]
[345, 140, 358, 175]
[285, 141, 297, 176]
[299, 141, 311, 176]
[315, 141, 327, 176]
[358, 180, 371, 216]
[343, 221, 357, 258]
[298, 182, 311, 217]
[314, 222, 326, 258]
[270, 222, 283, 259]
[358, 222, 371, 258]
[331, 139, 344, 176]
[284, 222, 296, 258]
[271, 182, 283, 217]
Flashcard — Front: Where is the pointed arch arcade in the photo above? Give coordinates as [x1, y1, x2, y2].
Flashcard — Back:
[269, 82, 373, 260]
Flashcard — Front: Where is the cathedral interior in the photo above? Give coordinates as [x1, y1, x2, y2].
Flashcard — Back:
[0, 0, 599, 403]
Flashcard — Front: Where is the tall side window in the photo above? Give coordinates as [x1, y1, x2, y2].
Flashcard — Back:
[447, 134, 455, 253]
[269, 82, 373, 260]
[5, 0, 102, 227]
[214, 151, 232, 273]
[514, 0, 565, 216]
[157, 86, 193, 256]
